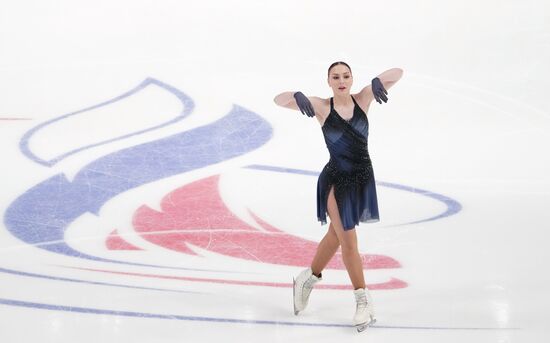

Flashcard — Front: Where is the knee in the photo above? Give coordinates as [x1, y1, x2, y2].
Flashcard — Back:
[328, 229, 339, 243]
[340, 240, 358, 254]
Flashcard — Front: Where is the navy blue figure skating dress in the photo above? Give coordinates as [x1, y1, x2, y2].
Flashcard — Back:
[317, 95, 379, 230]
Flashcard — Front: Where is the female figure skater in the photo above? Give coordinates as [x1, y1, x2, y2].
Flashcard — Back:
[273, 62, 403, 331]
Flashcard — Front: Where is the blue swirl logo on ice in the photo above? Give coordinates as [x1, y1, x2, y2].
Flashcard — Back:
[19, 78, 195, 166]
[5, 78, 274, 268]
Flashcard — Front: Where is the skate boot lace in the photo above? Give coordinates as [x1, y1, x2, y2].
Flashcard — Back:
[357, 298, 367, 311]
[355, 293, 368, 311]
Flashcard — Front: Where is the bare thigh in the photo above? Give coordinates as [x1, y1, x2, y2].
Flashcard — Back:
[326, 186, 358, 249]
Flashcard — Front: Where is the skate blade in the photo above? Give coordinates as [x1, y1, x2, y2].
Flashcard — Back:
[292, 278, 299, 315]
[356, 324, 367, 333]
[355, 316, 376, 332]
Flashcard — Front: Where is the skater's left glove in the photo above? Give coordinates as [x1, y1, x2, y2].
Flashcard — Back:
[371, 77, 388, 104]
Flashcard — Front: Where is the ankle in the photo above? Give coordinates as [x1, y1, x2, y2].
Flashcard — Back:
[310, 268, 322, 279]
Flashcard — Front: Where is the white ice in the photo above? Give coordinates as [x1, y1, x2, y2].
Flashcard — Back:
[1, 0, 549, 342]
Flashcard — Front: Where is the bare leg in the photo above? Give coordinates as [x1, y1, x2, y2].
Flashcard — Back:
[326, 186, 366, 289]
[310, 223, 340, 276]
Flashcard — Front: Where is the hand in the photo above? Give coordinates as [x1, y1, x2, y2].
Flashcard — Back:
[371, 77, 388, 104]
[293, 92, 315, 117]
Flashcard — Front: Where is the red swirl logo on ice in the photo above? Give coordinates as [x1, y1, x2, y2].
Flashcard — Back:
[104, 174, 407, 290]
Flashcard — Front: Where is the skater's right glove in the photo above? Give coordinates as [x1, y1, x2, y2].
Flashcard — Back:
[293, 91, 315, 117]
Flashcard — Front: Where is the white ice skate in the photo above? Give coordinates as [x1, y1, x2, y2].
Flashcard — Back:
[353, 287, 376, 332]
[293, 268, 322, 315]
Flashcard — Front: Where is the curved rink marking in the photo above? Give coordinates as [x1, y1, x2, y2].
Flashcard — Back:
[0, 297, 520, 331]
[245, 164, 462, 226]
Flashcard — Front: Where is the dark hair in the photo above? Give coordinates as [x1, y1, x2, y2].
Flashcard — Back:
[328, 61, 352, 76]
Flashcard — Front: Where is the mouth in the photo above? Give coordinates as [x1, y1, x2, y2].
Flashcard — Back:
[338, 87, 346, 90]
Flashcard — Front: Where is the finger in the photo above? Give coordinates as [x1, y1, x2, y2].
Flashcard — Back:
[380, 93, 388, 102]
[307, 105, 315, 117]
[303, 104, 310, 116]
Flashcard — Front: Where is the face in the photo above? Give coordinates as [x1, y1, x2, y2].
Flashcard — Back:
[328, 64, 353, 94]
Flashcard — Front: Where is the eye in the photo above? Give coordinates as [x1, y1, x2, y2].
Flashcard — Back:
[333, 77, 339, 80]
[344, 76, 350, 79]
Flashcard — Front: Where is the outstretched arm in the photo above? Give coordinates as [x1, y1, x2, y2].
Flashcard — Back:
[273, 92, 301, 110]
[374, 68, 404, 91]
[357, 68, 404, 104]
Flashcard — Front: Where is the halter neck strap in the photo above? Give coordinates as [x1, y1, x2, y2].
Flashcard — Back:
[331, 96, 356, 109]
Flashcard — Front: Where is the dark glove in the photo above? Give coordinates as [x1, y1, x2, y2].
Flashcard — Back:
[293, 91, 315, 117]
[371, 77, 388, 104]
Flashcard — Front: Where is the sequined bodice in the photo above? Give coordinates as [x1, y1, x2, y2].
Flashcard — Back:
[322, 96, 372, 179]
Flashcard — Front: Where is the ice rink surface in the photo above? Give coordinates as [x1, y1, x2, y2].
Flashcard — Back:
[1, 0, 549, 342]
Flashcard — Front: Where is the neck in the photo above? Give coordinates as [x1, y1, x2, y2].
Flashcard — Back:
[333, 93, 353, 106]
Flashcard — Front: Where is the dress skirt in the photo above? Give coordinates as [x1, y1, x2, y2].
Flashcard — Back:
[316, 161, 380, 230]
